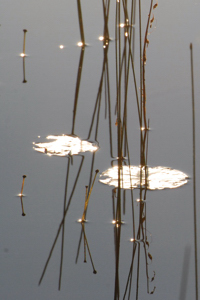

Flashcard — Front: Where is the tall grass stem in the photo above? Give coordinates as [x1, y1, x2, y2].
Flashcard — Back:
[190, 42, 198, 300]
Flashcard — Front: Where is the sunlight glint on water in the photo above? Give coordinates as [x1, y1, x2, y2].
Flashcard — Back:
[99, 166, 189, 190]
[33, 134, 98, 156]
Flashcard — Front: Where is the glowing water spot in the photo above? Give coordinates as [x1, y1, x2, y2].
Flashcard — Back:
[20, 53, 26, 57]
[59, 45, 64, 49]
[98, 36, 104, 41]
[77, 41, 84, 47]
[33, 134, 99, 157]
[136, 198, 144, 203]
[119, 23, 134, 29]
[77, 42, 89, 47]
[77, 218, 88, 223]
[141, 127, 149, 131]
[112, 220, 124, 225]
[17, 193, 25, 197]
[99, 165, 189, 190]
[130, 238, 143, 243]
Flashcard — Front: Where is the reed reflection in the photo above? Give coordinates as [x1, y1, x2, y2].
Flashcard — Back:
[20, 29, 28, 83]
[38, 0, 101, 290]
[17, 175, 27, 216]
[22, 57, 27, 83]
[36, 0, 190, 297]
[108, 0, 157, 298]
[76, 172, 99, 275]
[37, 0, 158, 296]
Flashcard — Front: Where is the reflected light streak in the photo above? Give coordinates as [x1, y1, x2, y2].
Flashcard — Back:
[33, 134, 99, 157]
[59, 45, 65, 49]
[20, 53, 26, 57]
[99, 166, 189, 190]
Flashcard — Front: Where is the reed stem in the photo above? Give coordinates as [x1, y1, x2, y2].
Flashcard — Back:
[23, 29, 27, 54]
[190, 42, 198, 300]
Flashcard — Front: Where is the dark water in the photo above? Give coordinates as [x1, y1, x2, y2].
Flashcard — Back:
[1, 1, 200, 299]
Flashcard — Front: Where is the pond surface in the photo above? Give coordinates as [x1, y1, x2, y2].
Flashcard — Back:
[1, 1, 200, 299]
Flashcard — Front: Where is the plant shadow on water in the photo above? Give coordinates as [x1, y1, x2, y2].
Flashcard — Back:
[32, 0, 195, 299]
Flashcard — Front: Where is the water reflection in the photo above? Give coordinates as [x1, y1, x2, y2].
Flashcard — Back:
[76, 221, 97, 274]
[20, 196, 26, 216]
[77, 41, 84, 47]
[36, 0, 189, 298]
[22, 56, 27, 83]
[20, 29, 28, 83]
[33, 134, 98, 156]
[17, 175, 27, 216]
[106, 0, 158, 298]
[76, 175, 99, 275]
[99, 165, 188, 190]
[38, 0, 101, 290]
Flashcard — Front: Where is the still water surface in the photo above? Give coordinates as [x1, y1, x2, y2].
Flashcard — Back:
[1, 1, 200, 299]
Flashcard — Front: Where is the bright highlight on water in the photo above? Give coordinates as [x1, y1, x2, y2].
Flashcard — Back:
[33, 134, 98, 156]
[99, 165, 189, 190]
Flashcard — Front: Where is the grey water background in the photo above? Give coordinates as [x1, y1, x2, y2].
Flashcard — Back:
[1, 0, 200, 299]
